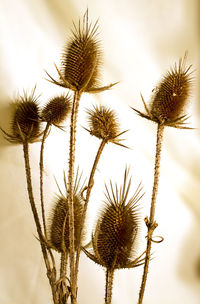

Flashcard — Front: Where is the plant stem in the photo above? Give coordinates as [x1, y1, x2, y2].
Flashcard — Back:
[23, 140, 58, 304]
[40, 122, 50, 237]
[138, 123, 165, 304]
[67, 90, 81, 304]
[60, 251, 68, 278]
[105, 268, 114, 304]
[75, 139, 107, 282]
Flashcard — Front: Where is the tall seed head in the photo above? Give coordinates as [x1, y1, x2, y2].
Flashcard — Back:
[60, 10, 102, 92]
[150, 57, 192, 124]
[41, 94, 71, 126]
[91, 169, 142, 270]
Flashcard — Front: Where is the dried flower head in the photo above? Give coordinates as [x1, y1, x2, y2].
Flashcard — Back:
[85, 105, 127, 147]
[0, 90, 41, 143]
[41, 94, 71, 126]
[83, 169, 145, 270]
[48, 172, 84, 253]
[46, 10, 117, 93]
[132, 56, 193, 129]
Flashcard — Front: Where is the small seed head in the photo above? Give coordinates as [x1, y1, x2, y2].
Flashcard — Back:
[86, 105, 121, 142]
[49, 193, 83, 253]
[41, 94, 71, 125]
[10, 92, 41, 143]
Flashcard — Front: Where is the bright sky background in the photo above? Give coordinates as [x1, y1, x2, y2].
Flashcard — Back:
[0, 1, 200, 303]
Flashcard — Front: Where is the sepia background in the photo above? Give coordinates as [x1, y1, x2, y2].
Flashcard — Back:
[0, 0, 200, 303]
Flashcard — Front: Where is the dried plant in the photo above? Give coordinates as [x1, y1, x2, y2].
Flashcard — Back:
[0, 89, 41, 144]
[132, 55, 193, 304]
[0, 8, 195, 304]
[40, 94, 71, 238]
[83, 169, 145, 303]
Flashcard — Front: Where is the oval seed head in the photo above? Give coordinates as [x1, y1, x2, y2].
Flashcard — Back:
[49, 194, 83, 252]
[41, 94, 71, 126]
[92, 169, 142, 269]
[60, 10, 102, 92]
[150, 57, 193, 125]
[10, 91, 41, 143]
[86, 105, 122, 144]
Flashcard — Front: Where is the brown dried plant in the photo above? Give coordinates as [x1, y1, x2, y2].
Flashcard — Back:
[45, 10, 118, 304]
[83, 168, 145, 304]
[39, 94, 71, 239]
[132, 55, 193, 304]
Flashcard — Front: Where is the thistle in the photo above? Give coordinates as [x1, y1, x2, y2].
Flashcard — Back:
[45, 11, 118, 303]
[85, 104, 127, 147]
[133, 56, 193, 304]
[132, 55, 193, 129]
[83, 169, 145, 304]
[0, 90, 41, 144]
[49, 189, 84, 253]
[46, 10, 117, 94]
[41, 94, 71, 127]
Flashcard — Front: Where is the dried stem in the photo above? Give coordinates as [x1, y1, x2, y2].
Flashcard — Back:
[105, 268, 114, 304]
[40, 122, 50, 237]
[138, 123, 165, 304]
[60, 251, 68, 279]
[23, 140, 58, 304]
[67, 90, 81, 304]
[75, 139, 107, 282]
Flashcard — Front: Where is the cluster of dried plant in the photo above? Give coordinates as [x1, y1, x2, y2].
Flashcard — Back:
[0, 10, 193, 304]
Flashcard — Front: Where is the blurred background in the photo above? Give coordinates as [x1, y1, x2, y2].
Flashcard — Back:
[0, 0, 200, 303]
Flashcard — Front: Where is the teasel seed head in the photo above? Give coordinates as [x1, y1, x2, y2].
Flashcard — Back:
[0, 89, 41, 144]
[46, 10, 118, 93]
[48, 171, 85, 253]
[132, 55, 193, 129]
[85, 105, 128, 147]
[83, 168, 145, 270]
[41, 94, 71, 126]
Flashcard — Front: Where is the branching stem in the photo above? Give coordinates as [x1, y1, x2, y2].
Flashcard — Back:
[40, 122, 50, 237]
[75, 139, 107, 281]
[138, 123, 165, 304]
[23, 140, 58, 304]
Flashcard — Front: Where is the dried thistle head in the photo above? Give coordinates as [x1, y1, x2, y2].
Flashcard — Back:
[41, 94, 71, 126]
[85, 105, 127, 147]
[0, 90, 41, 144]
[46, 10, 117, 93]
[83, 169, 144, 270]
[132, 56, 193, 129]
[48, 172, 84, 253]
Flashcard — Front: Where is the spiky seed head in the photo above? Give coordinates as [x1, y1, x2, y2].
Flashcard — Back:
[132, 56, 193, 129]
[91, 169, 142, 269]
[150, 57, 192, 124]
[41, 94, 71, 126]
[49, 193, 83, 252]
[86, 105, 122, 143]
[8, 91, 41, 144]
[60, 10, 102, 92]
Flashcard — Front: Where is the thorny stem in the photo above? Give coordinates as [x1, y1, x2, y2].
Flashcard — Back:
[105, 268, 115, 304]
[23, 141, 58, 304]
[67, 90, 81, 304]
[138, 123, 165, 304]
[40, 122, 50, 237]
[75, 139, 107, 282]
